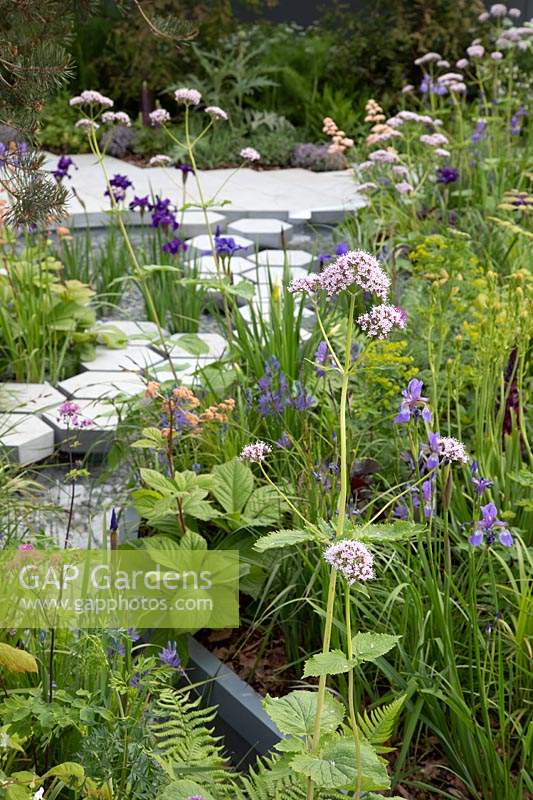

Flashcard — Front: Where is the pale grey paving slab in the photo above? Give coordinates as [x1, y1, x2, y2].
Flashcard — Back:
[227, 218, 293, 249]
[178, 210, 227, 238]
[43, 400, 119, 454]
[96, 320, 168, 347]
[160, 332, 228, 360]
[58, 370, 146, 401]
[186, 233, 255, 257]
[0, 382, 65, 414]
[238, 301, 315, 326]
[247, 249, 315, 270]
[242, 267, 309, 298]
[193, 255, 253, 279]
[0, 413, 55, 465]
[81, 345, 164, 372]
[41, 154, 364, 223]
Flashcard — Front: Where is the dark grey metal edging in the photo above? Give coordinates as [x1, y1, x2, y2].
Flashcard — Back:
[186, 635, 283, 765]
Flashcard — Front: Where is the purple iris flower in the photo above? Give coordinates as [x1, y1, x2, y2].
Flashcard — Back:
[159, 641, 181, 668]
[470, 460, 493, 495]
[210, 225, 245, 257]
[105, 173, 133, 203]
[129, 195, 151, 212]
[110, 508, 119, 532]
[421, 479, 433, 519]
[176, 162, 193, 180]
[315, 341, 329, 377]
[276, 432, 292, 449]
[53, 155, 76, 182]
[469, 502, 512, 547]
[471, 120, 486, 145]
[162, 237, 188, 255]
[436, 166, 459, 185]
[292, 382, 315, 411]
[394, 379, 431, 424]
[150, 196, 179, 229]
[257, 357, 291, 415]
[394, 503, 409, 520]
[426, 432, 441, 469]
[317, 241, 349, 266]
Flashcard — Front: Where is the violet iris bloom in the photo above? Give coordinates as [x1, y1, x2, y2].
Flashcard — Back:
[159, 641, 181, 668]
[315, 340, 329, 377]
[436, 166, 459, 184]
[469, 502, 513, 547]
[394, 378, 432, 424]
[211, 225, 245, 257]
[104, 173, 133, 203]
[162, 237, 188, 255]
[53, 155, 76, 182]
[129, 195, 151, 212]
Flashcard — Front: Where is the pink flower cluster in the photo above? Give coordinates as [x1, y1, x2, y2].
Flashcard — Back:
[70, 91, 113, 108]
[290, 250, 390, 301]
[149, 109, 171, 126]
[369, 149, 399, 164]
[174, 88, 202, 105]
[357, 304, 407, 339]
[75, 119, 99, 131]
[149, 155, 171, 167]
[205, 106, 228, 121]
[420, 133, 449, 147]
[57, 401, 93, 429]
[102, 111, 131, 126]
[323, 539, 375, 583]
[414, 52, 442, 66]
[240, 147, 261, 162]
[240, 440, 272, 463]
[438, 436, 469, 464]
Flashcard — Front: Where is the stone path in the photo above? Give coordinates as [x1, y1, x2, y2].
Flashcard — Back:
[42, 153, 364, 226]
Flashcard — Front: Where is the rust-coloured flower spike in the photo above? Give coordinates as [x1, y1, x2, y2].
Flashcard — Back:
[146, 381, 160, 398]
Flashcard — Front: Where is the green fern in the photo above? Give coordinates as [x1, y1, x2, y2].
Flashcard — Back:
[356, 694, 407, 754]
[236, 755, 346, 800]
[150, 687, 235, 795]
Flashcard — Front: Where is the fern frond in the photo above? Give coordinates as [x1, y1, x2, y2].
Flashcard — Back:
[356, 694, 407, 753]
[150, 687, 235, 794]
[236, 754, 346, 800]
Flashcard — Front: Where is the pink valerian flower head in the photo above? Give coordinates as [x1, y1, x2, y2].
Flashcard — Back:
[174, 88, 202, 105]
[491, 51, 504, 60]
[323, 539, 374, 583]
[395, 181, 413, 194]
[357, 304, 407, 339]
[358, 160, 374, 171]
[240, 441, 272, 463]
[205, 106, 228, 121]
[149, 109, 171, 126]
[57, 401, 93, 429]
[368, 148, 399, 164]
[414, 52, 442, 65]
[449, 82, 467, 93]
[102, 111, 131, 126]
[434, 148, 451, 157]
[437, 59, 450, 68]
[393, 165, 409, 176]
[490, 3, 508, 16]
[240, 147, 261, 162]
[420, 133, 449, 147]
[438, 435, 469, 464]
[478, 11, 490, 21]
[456, 58, 469, 69]
[357, 182, 378, 193]
[401, 84, 414, 93]
[437, 72, 464, 85]
[288, 273, 322, 294]
[321, 250, 390, 300]
[18, 543, 34, 551]
[467, 44, 485, 58]
[508, 7, 521, 17]
[149, 154, 172, 167]
[69, 90, 113, 108]
[74, 118, 99, 131]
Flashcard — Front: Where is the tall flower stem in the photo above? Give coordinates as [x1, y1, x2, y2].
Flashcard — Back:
[345, 585, 363, 798]
[307, 292, 356, 800]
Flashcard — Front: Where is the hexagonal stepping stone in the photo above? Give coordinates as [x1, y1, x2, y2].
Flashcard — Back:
[0, 382, 64, 414]
[252, 249, 314, 269]
[178, 210, 227, 238]
[193, 255, 253, 279]
[43, 400, 118, 454]
[156, 333, 227, 361]
[0, 413, 55, 465]
[227, 218, 293, 249]
[238, 301, 315, 326]
[96, 320, 168, 347]
[149, 357, 219, 387]
[186, 233, 255, 257]
[81, 346, 164, 373]
[241, 265, 310, 287]
[58, 371, 146, 401]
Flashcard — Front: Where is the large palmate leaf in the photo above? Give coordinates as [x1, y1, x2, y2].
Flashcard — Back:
[211, 459, 254, 514]
[263, 690, 344, 737]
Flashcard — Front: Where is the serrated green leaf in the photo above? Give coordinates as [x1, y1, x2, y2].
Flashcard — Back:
[244, 485, 287, 526]
[303, 650, 356, 677]
[254, 528, 315, 552]
[291, 737, 390, 790]
[212, 459, 254, 514]
[351, 633, 401, 664]
[43, 761, 85, 787]
[263, 690, 344, 737]
[354, 522, 423, 543]
[156, 779, 217, 800]
[139, 468, 177, 496]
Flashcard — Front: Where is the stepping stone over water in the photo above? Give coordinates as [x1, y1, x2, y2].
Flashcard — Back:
[58, 370, 146, 401]
[0, 382, 64, 414]
[251, 249, 315, 270]
[96, 320, 168, 347]
[81, 345, 164, 373]
[193, 255, 253, 279]
[242, 265, 310, 287]
[0, 413, 55, 465]
[178, 210, 227, 238]
[227, 218, 293, 249]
